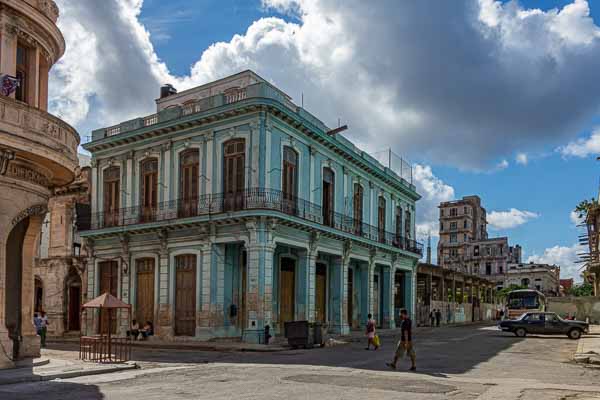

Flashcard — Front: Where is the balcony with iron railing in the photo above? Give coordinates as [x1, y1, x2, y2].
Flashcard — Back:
[79, 188, 423, 257]
[86, 82, 417, 193]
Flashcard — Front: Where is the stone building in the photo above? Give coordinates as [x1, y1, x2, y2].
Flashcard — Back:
[505, 262, 560, 297]
[0, 0, 78, 367]
[80, 70, 423, 343]
[33, 154, 91, 337]
[438, 195, 521, 289]
[584, 203, 600, 296]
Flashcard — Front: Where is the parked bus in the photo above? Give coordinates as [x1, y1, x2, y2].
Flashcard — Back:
[505, 289, 546, 319]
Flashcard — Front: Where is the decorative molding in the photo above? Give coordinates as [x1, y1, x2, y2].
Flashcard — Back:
[0, 148, 15, 175]
[11, 203, 47, 227]
[5, 162, 50, 186]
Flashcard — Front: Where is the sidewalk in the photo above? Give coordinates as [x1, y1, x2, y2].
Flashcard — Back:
[47, 337, 289, 353]
[574, 324, 600, 365]
[0, 356, 137, 386]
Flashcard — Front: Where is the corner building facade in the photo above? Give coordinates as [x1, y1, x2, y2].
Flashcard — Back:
[81, 71, 422, 342]
[0, 0, 79, 367]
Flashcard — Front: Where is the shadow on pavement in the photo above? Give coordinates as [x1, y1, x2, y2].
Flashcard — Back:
[0, 381, 103, 400]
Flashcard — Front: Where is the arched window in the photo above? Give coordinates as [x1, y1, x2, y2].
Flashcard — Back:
[322, 167, 335, 227]
[179, 149, 199, 217]
[353, 184, 364, 234]
[521, 278, 530, 287]
[282, 146, 298, 215]
[223, 139, 245, 211]
[140, 158, 158, 222]
[378, 196, 386, 243]
[103, 167, 120, 227]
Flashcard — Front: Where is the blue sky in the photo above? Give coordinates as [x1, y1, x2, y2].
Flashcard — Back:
[52, 0, 600, 280]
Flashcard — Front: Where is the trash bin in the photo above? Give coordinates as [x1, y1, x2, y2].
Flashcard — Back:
[284, 320, 310, 348]
[313, 322, 323, 347]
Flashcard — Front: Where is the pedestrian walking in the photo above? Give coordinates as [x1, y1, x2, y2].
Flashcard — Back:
[365, 313, 379, 350]
[39, 311, 49, 348]
[429, 310, 435, 327]
[435, 309, 441, 327]
[33, 313, 42, 336]
[386, 309, 416, 371]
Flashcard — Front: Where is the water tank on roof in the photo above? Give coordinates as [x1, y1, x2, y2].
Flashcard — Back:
[160, 84, 177, 99]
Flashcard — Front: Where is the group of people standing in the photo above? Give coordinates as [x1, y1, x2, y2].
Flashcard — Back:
[365, 309, 417, 372]
[33, 311, 49, 348]
[429, 309, 443, 327]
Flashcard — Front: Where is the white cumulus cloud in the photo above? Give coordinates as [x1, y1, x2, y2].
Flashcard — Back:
[413, 164, 455, 239]
[516, 152, 528, 165]
[527, 243, 585, 281]
[570, 210, 584, 226]
[558, 127, 600, 158]
[49, 0, 600, 169]
[487, 208, 540, 230]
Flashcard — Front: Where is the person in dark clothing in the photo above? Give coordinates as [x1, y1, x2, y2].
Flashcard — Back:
[435, 309, 442, 327]
[429, 310, 435, 327]
[386, 309, 416, 371]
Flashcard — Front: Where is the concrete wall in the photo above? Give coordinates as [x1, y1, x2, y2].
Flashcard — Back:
[548, 296, 600, 324]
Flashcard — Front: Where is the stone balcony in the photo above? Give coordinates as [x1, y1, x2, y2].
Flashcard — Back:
[0, 95, 79, 186]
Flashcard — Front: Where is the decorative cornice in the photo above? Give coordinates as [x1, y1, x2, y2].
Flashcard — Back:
[0, 147, 15, 175]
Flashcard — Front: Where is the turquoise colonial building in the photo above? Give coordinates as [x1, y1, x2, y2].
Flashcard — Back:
[80, 71, 422, 342]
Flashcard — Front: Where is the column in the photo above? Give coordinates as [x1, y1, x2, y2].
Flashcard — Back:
[330, 256, 349, 334]
[91, 162, 98, 215]
[306, 249, 317, 323]
[197, 242, 213, 335]
[20, 215, 43, 358]
[405, 269, 416, 322]
[244, 219, 276, 343]
[205, 132, 214, 194]
[38, 56, 49, 110]
[0, 26, 16, 96]
[382, 266, 395, 329]
[157, 244, 170, 337]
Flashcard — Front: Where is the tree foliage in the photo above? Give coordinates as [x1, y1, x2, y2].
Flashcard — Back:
[568, 282, 594, 297]
[575, 198, 598, 219]
[497, 284, 527, 299]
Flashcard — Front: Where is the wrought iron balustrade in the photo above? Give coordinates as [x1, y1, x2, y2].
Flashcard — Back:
[82, 188, 423, 256]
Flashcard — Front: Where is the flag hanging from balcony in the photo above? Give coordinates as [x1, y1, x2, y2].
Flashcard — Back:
[0, 74, 19, 97]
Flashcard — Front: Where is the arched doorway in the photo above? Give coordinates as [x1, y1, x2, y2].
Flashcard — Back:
[66, 270, 82, 331]
[34, 276, 43, 313]
[5, 217, 30, 359]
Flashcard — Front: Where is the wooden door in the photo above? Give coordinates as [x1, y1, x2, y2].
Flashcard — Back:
[315, 264, 327, 323]
[99, 261, 118, 334]
[179, 150, 199, 218]
[103, 167, 120, 227]
[140, 159, 158, 223]
[280, 258, 296, 324]
[378, 196, 386, 243]
[322, 168, 334, 226]
[353, 184, 363, 235]
[347, 267, 353, 327]
[136, 258, 155, 325]
[68, 286, 81, 331]
[175, 255, 196, 336]
[223, 139, 245, 211]
[282, 147, 298, 215]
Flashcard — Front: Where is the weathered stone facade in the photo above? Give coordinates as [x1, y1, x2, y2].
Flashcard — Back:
[0, 0, 78, 368]
[34, 161, 90, 336]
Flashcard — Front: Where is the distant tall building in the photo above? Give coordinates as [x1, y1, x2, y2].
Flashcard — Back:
[438, 195, 522, 289]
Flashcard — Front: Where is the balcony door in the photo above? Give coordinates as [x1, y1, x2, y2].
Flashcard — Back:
[405, 210, 411, 243]
[179, 149, 199, 218]
[395, 206, 403, 248]
[282, 146, 298, 215]
[140, 158, 158, 223]
[378, 196, 386, 243]
[223, 139, 245, 211]
[322, 167, 334, 226]
[103, 167, 120, 227]
[353, 184, 363, 235]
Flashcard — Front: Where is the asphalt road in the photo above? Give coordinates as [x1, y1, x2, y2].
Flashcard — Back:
[2, 324, 600, 399]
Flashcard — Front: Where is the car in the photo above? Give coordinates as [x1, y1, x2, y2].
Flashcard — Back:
[498, 312, 589, 340]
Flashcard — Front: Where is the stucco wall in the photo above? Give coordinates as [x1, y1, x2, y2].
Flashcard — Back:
[548, 296, 600, 324]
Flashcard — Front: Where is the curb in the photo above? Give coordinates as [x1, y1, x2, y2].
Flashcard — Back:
[0, 363, 138, 386]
